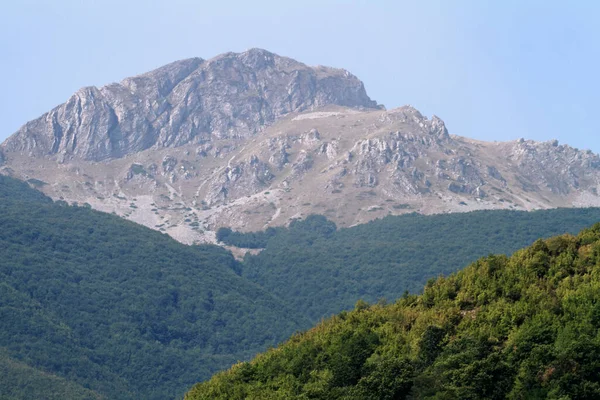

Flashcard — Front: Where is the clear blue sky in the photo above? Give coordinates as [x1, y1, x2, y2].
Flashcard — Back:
[1, 0, 598, 151]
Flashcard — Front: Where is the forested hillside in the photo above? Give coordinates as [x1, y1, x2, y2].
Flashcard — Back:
[0, 350, 103, 400]
[0, 176, 307, 399]
[221, 210, 600, 321]
[188, 224, 600, 399]
[4, 173, 600, 400]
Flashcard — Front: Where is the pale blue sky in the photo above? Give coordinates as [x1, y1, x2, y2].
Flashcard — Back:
[1, 0, 598, 151]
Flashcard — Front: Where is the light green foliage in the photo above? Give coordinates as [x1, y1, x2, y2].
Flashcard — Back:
[188, 225, 600, 399]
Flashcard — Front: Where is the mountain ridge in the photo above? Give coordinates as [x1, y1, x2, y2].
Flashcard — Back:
[2, 50, 600, 245]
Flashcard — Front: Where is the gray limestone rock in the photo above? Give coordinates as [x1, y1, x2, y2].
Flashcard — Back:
[487, 165, 505, 182]
[506, 139, 600, 195]
[2, 49, 380, 162]
[292, 151, 314, 176]
[162, 156, 178, 174]
[206, 156, 274, 205]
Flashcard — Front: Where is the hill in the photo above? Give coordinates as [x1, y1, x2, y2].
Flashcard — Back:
[221, 210, 600, 321]
[187, 224, 600, 399]
[0, 175, 307, 399]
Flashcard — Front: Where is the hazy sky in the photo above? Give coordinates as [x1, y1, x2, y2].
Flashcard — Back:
[1, 0, 598, 151]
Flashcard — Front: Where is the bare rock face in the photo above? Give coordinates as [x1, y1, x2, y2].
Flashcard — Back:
[486, 166, 505, 183]
[2, 49, 380, 162]
[269, 145, 289, 170]
[162, 156, 178, 174]
[348, 108, 454, 190]
[503, 139, 600, 195]
[291, 150, 314, 177]
[206, 155, 274, 205]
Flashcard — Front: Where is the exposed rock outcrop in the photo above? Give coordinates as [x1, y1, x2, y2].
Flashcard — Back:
[206, 156, 274, 205]
[2, 49, 380, 162]
[503, 139, 600, 195]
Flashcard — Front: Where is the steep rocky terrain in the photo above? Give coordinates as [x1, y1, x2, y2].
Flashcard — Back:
[2, 48, 378, 162]
[2, 49, 600, 244]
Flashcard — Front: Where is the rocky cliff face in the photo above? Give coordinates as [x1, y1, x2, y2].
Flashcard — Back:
[2, 50, 600, 246]
[2, 49, 379, 162]
[500, 139, 600, 195]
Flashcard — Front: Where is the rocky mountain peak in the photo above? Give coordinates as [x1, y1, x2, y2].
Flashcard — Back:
[227, 48, 279, 69]
[3, 52, 600, 246]
[2, 49, 380, 162]
[382, 106, 449, 140]
[120, 57, 205, 98]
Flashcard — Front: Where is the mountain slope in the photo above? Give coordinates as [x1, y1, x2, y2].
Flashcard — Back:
[220, 209, 600, 321]
[1, 50, 600, 245]
[186, 224, 600, 399]
[0, 349, 103, 400]
[0, 176, 308, 399]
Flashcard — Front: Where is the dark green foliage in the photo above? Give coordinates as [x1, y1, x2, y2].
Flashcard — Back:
[0, 175, 52, 203]
[216, 227, 233, 242]
[216, 226, 283, 248]
[0, 349, 103, 400]
[327, 327, 380, 387]
[235, 209, 600, 321]
[353, 356, 414, 400]
[5, 172, 600, 399]
[418, 326, 446, 366]
[0, 176, 307, 399]
[130, 164, 148, 176]
[186, 225, 600, 399]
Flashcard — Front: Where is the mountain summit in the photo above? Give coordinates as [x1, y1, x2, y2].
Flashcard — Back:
[2, 48, 380, 162]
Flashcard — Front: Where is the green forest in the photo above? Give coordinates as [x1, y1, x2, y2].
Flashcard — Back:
[0, 349, 103, 400]
[187, 224, 600, 399]
[222, 210, 600, 321]
[0, 176, 307, 399]
[3, 175, 600, 399]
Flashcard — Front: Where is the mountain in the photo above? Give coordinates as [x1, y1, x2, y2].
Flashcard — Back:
[1, 49, 600, 245]
[186, 224, 600, 399]
[0, 175, 307, 399]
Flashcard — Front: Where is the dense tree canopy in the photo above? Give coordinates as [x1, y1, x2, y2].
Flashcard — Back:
[222, 210, 600, 321]
[0, 350, 103, 400]
[4, 174, 600, 399]
[0, 176, 307, 399]
[187, 224, 600, 399]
